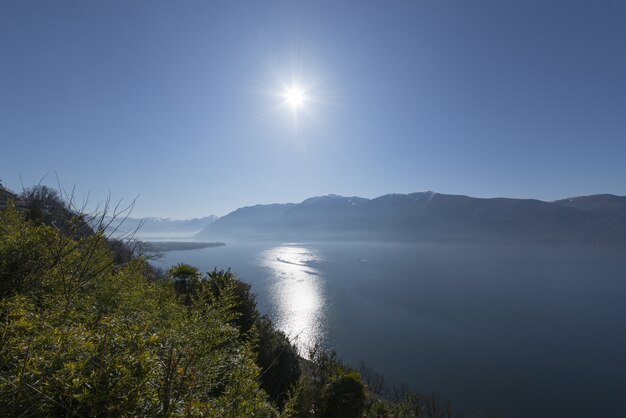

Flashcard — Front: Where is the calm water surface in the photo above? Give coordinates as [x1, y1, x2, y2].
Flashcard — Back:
[152, 241, 626, 418]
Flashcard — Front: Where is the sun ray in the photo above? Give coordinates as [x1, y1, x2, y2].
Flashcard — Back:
[241, 46, 340, 139]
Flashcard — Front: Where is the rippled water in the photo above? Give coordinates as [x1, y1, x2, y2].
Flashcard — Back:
[258, 245, 326, 354]
[151, 241, 626, 418]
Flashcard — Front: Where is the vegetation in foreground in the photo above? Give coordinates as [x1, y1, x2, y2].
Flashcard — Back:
[0, 185, 502, 417]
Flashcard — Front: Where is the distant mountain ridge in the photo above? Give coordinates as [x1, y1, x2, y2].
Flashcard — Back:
[196, 192, 626, 246]
[554, 194, 626, 214]
[106, 215, 218, 238]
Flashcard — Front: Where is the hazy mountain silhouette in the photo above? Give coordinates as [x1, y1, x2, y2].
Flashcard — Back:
[197, 192, 626, 245]
[554, 194, 626, 214]
[554, 194, 626, 246]
[106, 215, 218, 238]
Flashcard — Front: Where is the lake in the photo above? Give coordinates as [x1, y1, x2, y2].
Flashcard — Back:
[151, 241, 626, 418]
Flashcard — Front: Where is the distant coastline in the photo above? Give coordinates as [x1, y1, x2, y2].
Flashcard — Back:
[143, 241, 225, 253]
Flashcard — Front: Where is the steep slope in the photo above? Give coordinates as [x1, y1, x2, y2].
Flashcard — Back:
[361, 192, 595, 242]
[555, 194, 626, 245]
[203, 203, 296, 238]
[554, 194, 626, 214]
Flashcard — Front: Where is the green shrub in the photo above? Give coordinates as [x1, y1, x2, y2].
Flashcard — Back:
[256, 316, 302, 407]
[321, 371, 366, 418]
[0, 202, 277, 417]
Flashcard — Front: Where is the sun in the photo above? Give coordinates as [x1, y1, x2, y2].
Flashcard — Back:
[284, 86, 306, 109]
[252, 52, 333, 131]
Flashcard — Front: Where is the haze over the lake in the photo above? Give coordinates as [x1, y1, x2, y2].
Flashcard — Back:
[2, 1, 626, 218]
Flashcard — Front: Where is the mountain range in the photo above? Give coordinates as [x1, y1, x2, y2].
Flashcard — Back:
[105, 215, 218, 239]
[196, 192, 626, 246]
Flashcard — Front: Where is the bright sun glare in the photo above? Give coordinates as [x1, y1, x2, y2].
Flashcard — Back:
[256, 53, 331, 130]
[284, 86, 305, 109]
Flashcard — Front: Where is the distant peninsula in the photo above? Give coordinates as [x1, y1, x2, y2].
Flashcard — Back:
[142, 241, 225, 252]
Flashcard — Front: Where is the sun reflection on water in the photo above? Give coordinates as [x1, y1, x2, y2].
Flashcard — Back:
[259, 245, 326, 357]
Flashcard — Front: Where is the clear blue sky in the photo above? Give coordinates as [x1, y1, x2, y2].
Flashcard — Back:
[2, 1, 625, 218]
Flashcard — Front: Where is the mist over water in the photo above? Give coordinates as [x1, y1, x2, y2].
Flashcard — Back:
[152, 241, 626, 418]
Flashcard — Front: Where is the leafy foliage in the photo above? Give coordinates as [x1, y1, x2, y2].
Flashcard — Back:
[203, 268, 259, 335]
[282, 345, 367, 418]
[321, 371, 366, 418]
[256, 316, 302, 407]
[0, 202, 275, 416]
[199, 269, 302, 407]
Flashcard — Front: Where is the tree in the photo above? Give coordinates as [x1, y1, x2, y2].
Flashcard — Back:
[168, 263, 199, 305]
[203, 268, 259, 335]
[199, 270, 301, 407]
[321, 371, 367, 418]
[256, 316, 301, 407]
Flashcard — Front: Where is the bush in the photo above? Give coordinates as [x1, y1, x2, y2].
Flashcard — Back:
[203, 268, 259, 335]
[0, 202, 277, 417]
[256, 316, 302, 407]
[199, 269, 301, 407]
[321, 371, 367, 418]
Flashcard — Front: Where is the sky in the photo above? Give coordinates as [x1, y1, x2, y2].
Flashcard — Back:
[1, 1, 625, 218]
